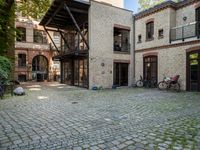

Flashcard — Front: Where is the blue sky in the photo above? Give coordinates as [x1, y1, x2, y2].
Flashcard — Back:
[125, 0, 139, 13]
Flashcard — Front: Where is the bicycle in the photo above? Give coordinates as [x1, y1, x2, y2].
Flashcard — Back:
[136, 75, 157, 88]
[158, 75, 180, 92]
[136, 75, 144, 87]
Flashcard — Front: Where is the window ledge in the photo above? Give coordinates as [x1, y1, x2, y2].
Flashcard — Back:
[158, 36, 164, 39]
[137, 41, 142, 44]
[146, 38, 154, 42]
[114, 51, 130, 54]
[18, 66, 27, 68]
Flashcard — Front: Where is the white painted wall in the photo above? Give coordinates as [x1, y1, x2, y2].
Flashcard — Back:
[93, 0, 124, 8]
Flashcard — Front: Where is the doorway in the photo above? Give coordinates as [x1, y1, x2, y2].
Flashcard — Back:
[114, 63, 129, 86]
[187, 51, 200, 91]
[32, 55, 48, 82]
[143, 56, 158, 83]
[74, 59, 88, 88]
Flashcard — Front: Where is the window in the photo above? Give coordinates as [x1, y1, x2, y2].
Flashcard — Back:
[16, 27, 26, 42]
[34, 29, 48, 44]
[18, 75, 26, 82]
[138, 35, 142, 43]
[146, 21, 154, 40]
[158, 29, 164, 38]
[18, 54, 26, 67]
[114, 27, 130, 52]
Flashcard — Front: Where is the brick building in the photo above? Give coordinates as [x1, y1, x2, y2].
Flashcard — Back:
[15, 17, 60, 82]
[37, 0, 200, 91]
[135, 0, 200, 91]
[39, 0, 134, 89]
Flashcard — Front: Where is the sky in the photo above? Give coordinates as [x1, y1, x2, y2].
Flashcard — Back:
[125, 0, 139, 13]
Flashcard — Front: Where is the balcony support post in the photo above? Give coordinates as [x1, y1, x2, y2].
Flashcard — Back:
[64, 3, 89, 50]
[58, 29, 71, 52]
[44, 26, 59, 53]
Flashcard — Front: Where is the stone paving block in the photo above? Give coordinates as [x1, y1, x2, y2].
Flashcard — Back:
[0, 85, 200, 149]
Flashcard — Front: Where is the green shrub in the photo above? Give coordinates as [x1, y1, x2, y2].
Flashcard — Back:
[0, 56, 12, 82]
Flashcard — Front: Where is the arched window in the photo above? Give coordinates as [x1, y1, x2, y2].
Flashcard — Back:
[32, 55, 48, 81]
[146, 21, 154, 40]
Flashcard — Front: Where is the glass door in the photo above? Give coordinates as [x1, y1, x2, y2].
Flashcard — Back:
[188, 52, 200, 91]
[73, 59, 88, 88]
[143, 56, 158, 83]
[113, 63, 129, 86]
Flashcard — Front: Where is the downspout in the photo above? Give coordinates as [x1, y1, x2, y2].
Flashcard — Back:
[133, 15, 136, 83]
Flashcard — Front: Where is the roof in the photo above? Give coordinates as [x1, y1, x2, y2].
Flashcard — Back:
[135, 0, 198, 20]
[39, 0, 90, 29]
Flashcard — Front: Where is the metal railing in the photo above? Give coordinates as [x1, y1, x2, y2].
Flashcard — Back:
[114, 42, 130, 52]
[170, 21, 200, 42]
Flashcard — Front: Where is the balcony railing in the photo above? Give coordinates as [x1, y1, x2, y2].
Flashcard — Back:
[170, 21, 200, 42]
[114, 42, 130, 53]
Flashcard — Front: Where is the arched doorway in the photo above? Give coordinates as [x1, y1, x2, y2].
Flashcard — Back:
[143, 55, 158, 83]
[32, 55, 48, 82]
[187, 51, 200, 91]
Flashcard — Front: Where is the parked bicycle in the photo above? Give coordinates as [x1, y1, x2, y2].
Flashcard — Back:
[0, 80, 20, 99]
[136, 75, 157, 88]
[158, 74, 180, 92]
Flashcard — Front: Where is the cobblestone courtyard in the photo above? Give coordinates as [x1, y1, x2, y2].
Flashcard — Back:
[0, 83, 200, 150]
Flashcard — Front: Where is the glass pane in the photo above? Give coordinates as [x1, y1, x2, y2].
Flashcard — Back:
[151, 57, 157, 62]
[189, 53, 198, 59]
[151, 62, 157, 80]
[190, 60, 198, 91]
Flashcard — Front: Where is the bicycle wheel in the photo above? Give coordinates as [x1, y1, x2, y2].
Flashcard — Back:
[136, 80, 144, 87]
[158, 81, 167, 90]
[173, 83, 180, 92]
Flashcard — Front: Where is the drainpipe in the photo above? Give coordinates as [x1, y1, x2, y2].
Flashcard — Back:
[133, 15, 136, 84]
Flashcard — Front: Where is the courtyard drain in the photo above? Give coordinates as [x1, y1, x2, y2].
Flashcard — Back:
[72, 102, 78, 104]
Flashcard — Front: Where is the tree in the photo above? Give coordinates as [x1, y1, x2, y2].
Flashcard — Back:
[0, 56, 12, 82]
[17, 0, 51, 20]
[138, 0, 181, 11]
[0, 0, 15, 55]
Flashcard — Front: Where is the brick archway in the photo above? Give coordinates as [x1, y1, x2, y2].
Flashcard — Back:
[32, 55, 49, 82]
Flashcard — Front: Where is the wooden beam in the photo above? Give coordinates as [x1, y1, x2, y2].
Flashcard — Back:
[45, 2, 64, 26]
[58, 29, 71, 51]
[64, 3, 89, 50]
[44, 26, 60, 53]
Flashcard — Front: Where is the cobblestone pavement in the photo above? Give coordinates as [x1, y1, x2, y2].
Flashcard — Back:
[0, 83, 200, 150]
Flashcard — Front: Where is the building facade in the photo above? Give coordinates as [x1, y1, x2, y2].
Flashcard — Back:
[135, 0, 200, 91]
[15, 18, 60, 82]
[40, 0, 134, 89]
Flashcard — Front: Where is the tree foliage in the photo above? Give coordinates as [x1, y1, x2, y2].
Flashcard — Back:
[138, 0, 181, 11]
[0, 0, 15, 55]
[17, 0, 51, 20]
[0, 56, 12, 82]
